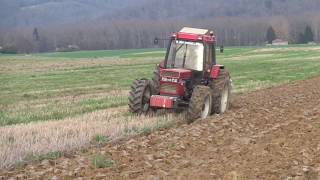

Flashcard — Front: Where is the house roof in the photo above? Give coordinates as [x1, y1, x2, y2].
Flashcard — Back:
[272, 39, 288, 43]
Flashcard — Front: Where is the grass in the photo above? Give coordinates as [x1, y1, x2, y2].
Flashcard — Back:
[26, 151, 63, 162]
[1, 46, 320, 126]
[0, 95, 128, 126]
[1, 45, 320, 169]
[38, 48, 165, 58]
[94, 135, 110, 145]
[92, 155, 114, 168]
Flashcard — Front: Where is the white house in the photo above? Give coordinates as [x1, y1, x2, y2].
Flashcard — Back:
[272, 39, 288, 46]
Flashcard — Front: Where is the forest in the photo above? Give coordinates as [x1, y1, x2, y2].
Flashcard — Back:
[1, 0, 320, 53]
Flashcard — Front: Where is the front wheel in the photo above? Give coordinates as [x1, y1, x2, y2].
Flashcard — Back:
[150, 66, 160, 95]
[186, 86, 212, 123]
[128, 79, 152, 114]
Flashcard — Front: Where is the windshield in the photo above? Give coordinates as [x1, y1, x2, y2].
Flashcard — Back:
[166, 40, 204, 71]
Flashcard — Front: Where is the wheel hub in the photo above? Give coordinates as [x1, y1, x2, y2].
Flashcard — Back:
[201, 95, 211, 119]
[220, 86, 229, 113]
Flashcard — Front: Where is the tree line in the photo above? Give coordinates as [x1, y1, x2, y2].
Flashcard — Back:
[1, 15, 320, 54]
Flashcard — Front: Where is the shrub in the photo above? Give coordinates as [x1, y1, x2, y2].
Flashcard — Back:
[92, 155, 113, 168]
[94, 135, 109, 146]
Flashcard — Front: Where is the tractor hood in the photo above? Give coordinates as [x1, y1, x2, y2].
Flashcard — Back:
[160, 69, 192, 79]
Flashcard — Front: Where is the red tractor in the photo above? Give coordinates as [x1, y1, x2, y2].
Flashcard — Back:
[129, 27, 232, 122]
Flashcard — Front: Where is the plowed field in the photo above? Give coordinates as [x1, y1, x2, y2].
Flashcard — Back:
[1, 76, 320, 179]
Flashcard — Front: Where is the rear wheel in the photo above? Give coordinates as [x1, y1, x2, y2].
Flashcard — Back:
[186, 86, 212, 123]
[128, 79, 152, 114]
[211, 70, 231, 114]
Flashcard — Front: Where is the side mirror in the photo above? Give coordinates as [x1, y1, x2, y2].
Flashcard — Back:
[154, 37, 159, 45]
[220, 45, 224, 53]
[160, 60, 165, 68]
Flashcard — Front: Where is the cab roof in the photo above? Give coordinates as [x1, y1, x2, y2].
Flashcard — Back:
[179, 27, 209, 35]
[173, 27, 216, 44]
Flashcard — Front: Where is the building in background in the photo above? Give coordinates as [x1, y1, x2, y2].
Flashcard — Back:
[272, 39, 289, 46]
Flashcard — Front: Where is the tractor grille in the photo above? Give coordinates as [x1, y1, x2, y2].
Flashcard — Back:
[161, 71, 179, 78]
[160, 84, 177, 94]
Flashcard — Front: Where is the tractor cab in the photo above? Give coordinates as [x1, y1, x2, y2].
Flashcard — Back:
[129, 27, 231, 122]
[160, 28, 221, 86]
[164, 27, 216, 72]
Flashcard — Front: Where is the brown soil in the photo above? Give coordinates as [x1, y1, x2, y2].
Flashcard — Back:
[1, 77, 320, 180]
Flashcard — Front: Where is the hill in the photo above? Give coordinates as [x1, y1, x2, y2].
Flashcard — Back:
[1, 0, 320, 52]
[1, 0, 320, 27]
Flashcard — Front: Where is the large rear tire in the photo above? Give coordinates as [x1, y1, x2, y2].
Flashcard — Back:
[128, 79, 152, 114]
[186, 86, 212, 123]
[211, 70, 231, 114]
